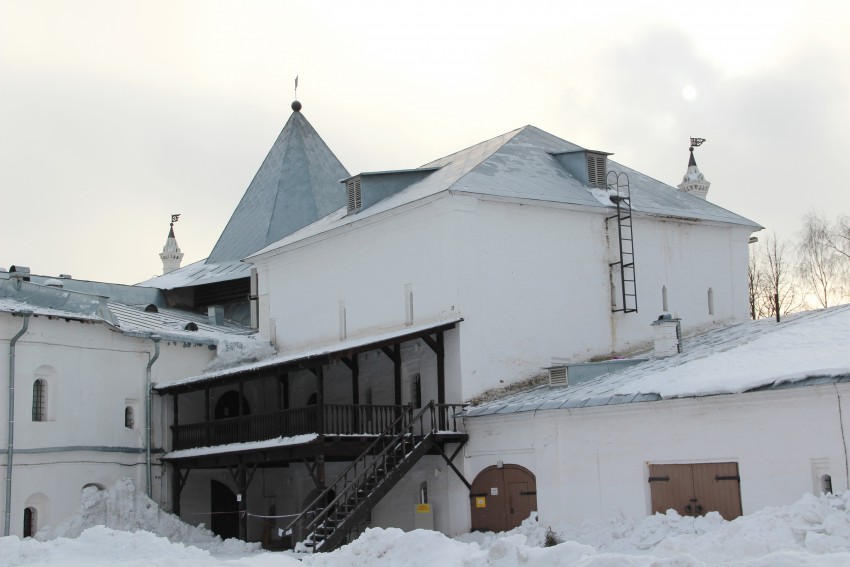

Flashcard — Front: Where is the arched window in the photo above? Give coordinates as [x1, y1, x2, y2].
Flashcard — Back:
[708, 287, 715, 315]
[661, 286, 669, 312]
[821, 474, 833, 494]
[23, 507, 37, 538]
[125, 406, 135, 429]
[32, 379, 47, 421]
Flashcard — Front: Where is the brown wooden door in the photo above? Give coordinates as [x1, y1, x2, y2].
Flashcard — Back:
[691, 462, 742, 520]
[649, 462, 742, 520]
[470, 465, 537, 532]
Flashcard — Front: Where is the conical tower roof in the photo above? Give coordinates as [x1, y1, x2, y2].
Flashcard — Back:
[207, 103, 349, 263]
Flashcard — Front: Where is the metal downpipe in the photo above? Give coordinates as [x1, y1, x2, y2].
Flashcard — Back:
[5, 311, 31, 537]
[145, 335, 161, 499]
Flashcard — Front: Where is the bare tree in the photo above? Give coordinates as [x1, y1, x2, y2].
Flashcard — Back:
[754, 233, 803, 319]
[748, 243, 772, 319]
[798, 212, 848, 308]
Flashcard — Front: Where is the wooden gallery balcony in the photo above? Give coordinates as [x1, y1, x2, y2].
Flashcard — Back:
[171, 402, 466, 451]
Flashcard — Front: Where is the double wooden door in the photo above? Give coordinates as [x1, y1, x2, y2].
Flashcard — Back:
[649, 462, 742, 520]
[470, 465, 537, 532]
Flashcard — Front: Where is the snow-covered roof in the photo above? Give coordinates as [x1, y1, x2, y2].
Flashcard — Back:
[155, 317, 463, 392]
[136, 259, 252, 289]
[466, 306, 850, 417]
[0, 278, 255, 345]
[249, 126, 760, 259]
[163, 434, 319, 460]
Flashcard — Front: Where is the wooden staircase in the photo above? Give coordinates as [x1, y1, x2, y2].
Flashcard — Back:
[286, 402, 443, 553]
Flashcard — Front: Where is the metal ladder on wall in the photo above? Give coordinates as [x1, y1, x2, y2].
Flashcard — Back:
[607, 171, 637, 313]
[286, 403, 440, 553]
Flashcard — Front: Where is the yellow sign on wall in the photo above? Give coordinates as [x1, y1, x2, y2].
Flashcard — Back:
[416, 503, 432, 513]
[475, 496, 486, 508]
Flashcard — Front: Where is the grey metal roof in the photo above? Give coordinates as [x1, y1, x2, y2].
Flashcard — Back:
[465, 305, 850, 417]
[206, 108, 350, 263]
[250, 125, 760, 258]
[136, 259, 252, 290]
[0, 276, 254, 345]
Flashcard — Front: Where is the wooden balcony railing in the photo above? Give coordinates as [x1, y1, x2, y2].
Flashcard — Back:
[171, 403, 466, 451]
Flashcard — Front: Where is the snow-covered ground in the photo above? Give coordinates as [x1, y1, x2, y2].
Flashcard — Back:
[3, 481, 850, 566]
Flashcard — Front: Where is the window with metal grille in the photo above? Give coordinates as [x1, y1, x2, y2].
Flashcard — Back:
[125, 406, 135, 429]
[32, 379, 46, 421]
[586, 153, 607, 187]
[346, 177, 362, 213]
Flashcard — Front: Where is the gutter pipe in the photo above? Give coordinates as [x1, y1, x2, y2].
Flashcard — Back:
[5, 311, 31, 537]
[145, 335, 161, 499]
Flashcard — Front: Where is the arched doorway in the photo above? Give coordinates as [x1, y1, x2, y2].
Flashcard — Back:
[470, 464, 537, 532]
[23, 507, 36, 538]
[210, 480, 239, 540]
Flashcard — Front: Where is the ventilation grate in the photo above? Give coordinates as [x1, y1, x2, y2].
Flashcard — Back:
[548, 366, 568, 387]
[347, 177, 362, 213]
[586, 153, 607, 187]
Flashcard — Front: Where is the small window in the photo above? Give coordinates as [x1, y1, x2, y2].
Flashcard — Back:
[346, 177, 362, 213]
[23, 507, 36, 538]
[419, 481, 428, 504]
[708, 287, 715, 315]
[404, 284, 414, 326]
[410, 373, 422, 408]
[32, 379, 47, 422]
[125, 406, 135, 429]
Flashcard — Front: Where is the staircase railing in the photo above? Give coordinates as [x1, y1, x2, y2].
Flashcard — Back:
[286, 401, 441, 552]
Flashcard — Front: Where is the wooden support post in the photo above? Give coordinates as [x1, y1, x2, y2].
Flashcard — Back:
[237, 459, 248, 541]
[342, 354, 360, 433]
[238, 380, 245, 442]
[393, 343, 402, 406]
[282, 373, 290, 409]
[437, 331, 445, 406]
[316, 366, 324, 436]
[204, 387, 211, 446]
[172, 393, 179, 450]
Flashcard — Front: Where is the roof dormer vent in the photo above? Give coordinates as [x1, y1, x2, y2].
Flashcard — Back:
[586, 152, 608, 188]
[346, 177, 362, 213]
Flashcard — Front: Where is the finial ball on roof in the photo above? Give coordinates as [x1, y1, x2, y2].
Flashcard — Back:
[689, 146, 694, 152]
[291, 100, 302, 112]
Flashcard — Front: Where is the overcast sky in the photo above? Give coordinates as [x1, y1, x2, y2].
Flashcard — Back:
[2, 0, 849, 284]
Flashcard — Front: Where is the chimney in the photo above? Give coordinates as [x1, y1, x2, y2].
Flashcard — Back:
[651, 314, 682, 358]
[208, 305, 225, 326]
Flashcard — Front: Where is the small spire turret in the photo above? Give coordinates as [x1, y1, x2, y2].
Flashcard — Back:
[677, 138, 711, 200]
[160, 214, 184, 275]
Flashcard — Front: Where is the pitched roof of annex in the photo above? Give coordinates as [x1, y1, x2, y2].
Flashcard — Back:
[466, 305, 850, 417]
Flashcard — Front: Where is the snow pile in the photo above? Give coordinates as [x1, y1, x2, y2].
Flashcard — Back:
[205, 338, 276, 372]
[36, 478, 258, 555]
[459, 491, 850, 564]
[4, 492, 850, 566]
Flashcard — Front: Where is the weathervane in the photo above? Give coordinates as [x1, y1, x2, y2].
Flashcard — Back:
[294, 75, 298, 99]
[690, 137, 706, 150]
[171, 213, 181, 226]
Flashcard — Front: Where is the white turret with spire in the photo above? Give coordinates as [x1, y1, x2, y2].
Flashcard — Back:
[160, 215, 184, 275]
[677, 138, 711, 200]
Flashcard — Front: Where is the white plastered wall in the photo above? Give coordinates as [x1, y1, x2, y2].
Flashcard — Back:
[462, 383, 850, 530]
